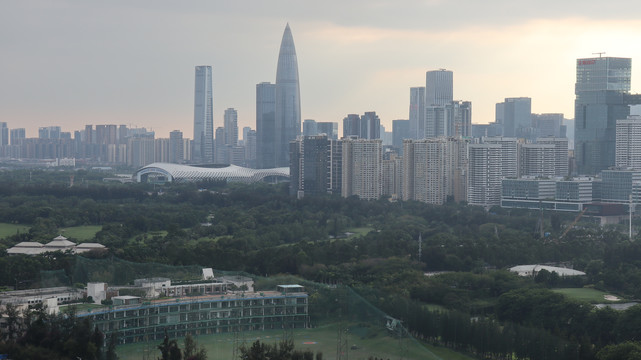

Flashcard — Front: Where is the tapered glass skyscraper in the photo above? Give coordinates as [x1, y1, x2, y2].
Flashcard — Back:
[275, 24, 301, 167]
[193, 66, 214, 163]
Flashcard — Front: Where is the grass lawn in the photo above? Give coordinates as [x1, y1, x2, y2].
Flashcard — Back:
[343, 227, 374, 240]
[0, 223, 30, 239]
[61, 225, 102, 241]
[553, 287, 623, 303]
[116, 322, 471, 360]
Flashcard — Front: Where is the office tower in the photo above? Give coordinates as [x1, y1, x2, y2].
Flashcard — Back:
[426, 69, 453, 106]
[467, 144, 502, 208]
[532, 113, 564, 138]
[518, 144, 556, 178]
[537, 137, 569, 177]
[450, 101, 472, 138]
[244, 129, 257, 167]
[214, 127, 226, 164]
[182, 139, 192, 163]
[409, 87, 425, 139]
[10, 128, 25, 145]
[317, 122, 338, 140]
[256, 82, 276, 168]
[290, 135, 330, 197]
[424, 101, 471, 139]
[275, 24, 301, 167]
[0, 123, 7, 147]
[424, 106, 446, 138]
[343, 114, 361, 138]
[575, 57, 641, 175]
[496, 97, 532, 137]
[343, 112, 380, 139]
[303, 119, 318, 136]
[224, 108, 238, 147]
[342, 137, 382, 200]
[392, 119, 410, 153]
[482, 137, 519, 179]
[360, 112, 381, 140]
[193, 65, 214, 163]
[241, 126, 251, 145]
[169, 130, 184, 164]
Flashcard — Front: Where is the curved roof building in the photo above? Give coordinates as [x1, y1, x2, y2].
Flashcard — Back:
[134, 163, 289, 183]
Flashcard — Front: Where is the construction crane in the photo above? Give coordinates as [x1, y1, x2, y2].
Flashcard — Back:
[559, 207, 588, 239]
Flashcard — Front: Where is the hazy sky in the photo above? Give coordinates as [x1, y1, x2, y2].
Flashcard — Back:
[4, 1, 641, 139]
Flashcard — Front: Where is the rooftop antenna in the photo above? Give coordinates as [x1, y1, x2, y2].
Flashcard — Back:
[593, 52, 606, 58]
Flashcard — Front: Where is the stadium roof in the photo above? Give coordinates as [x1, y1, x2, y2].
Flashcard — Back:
[134, 163, 289, 183]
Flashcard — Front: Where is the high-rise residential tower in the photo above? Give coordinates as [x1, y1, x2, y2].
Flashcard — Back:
[275, 24, 301, 167]
[574, 57, 641, 175]
[193, 65, 214, 163]
[616, 115, 641, 169]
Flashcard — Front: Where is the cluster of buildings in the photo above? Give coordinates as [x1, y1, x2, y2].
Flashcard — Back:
[291, 56, 641, 220]
[0, 269, 308, 345]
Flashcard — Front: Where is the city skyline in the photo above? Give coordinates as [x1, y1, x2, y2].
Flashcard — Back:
[4, 2, 641, 138]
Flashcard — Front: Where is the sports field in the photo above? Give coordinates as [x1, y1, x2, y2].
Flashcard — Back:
[0, 223, 30, 238]
[552, 287, 623, 303]
[61, 225, 102, 241]
[116, 322, 472, 360]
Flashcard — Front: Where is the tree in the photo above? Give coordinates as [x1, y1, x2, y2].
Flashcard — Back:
[158, 333, 182, 360]
[183, 333, 207, 360]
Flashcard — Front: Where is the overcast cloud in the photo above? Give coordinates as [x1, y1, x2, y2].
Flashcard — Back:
[3, 1, 641, 137]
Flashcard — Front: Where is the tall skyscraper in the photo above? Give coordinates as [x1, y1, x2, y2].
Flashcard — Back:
[574, 57, 641, 175]
[256, 82, 276, 168]
[192, 66, 214, 163]
[224, 108, 238, 147]
[275, 24, 301, 167]
[409, 87, 425, 139]
[392, 119, 410, 153]
[425, 69, 453, 106]
[193, 65, 214, 163]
